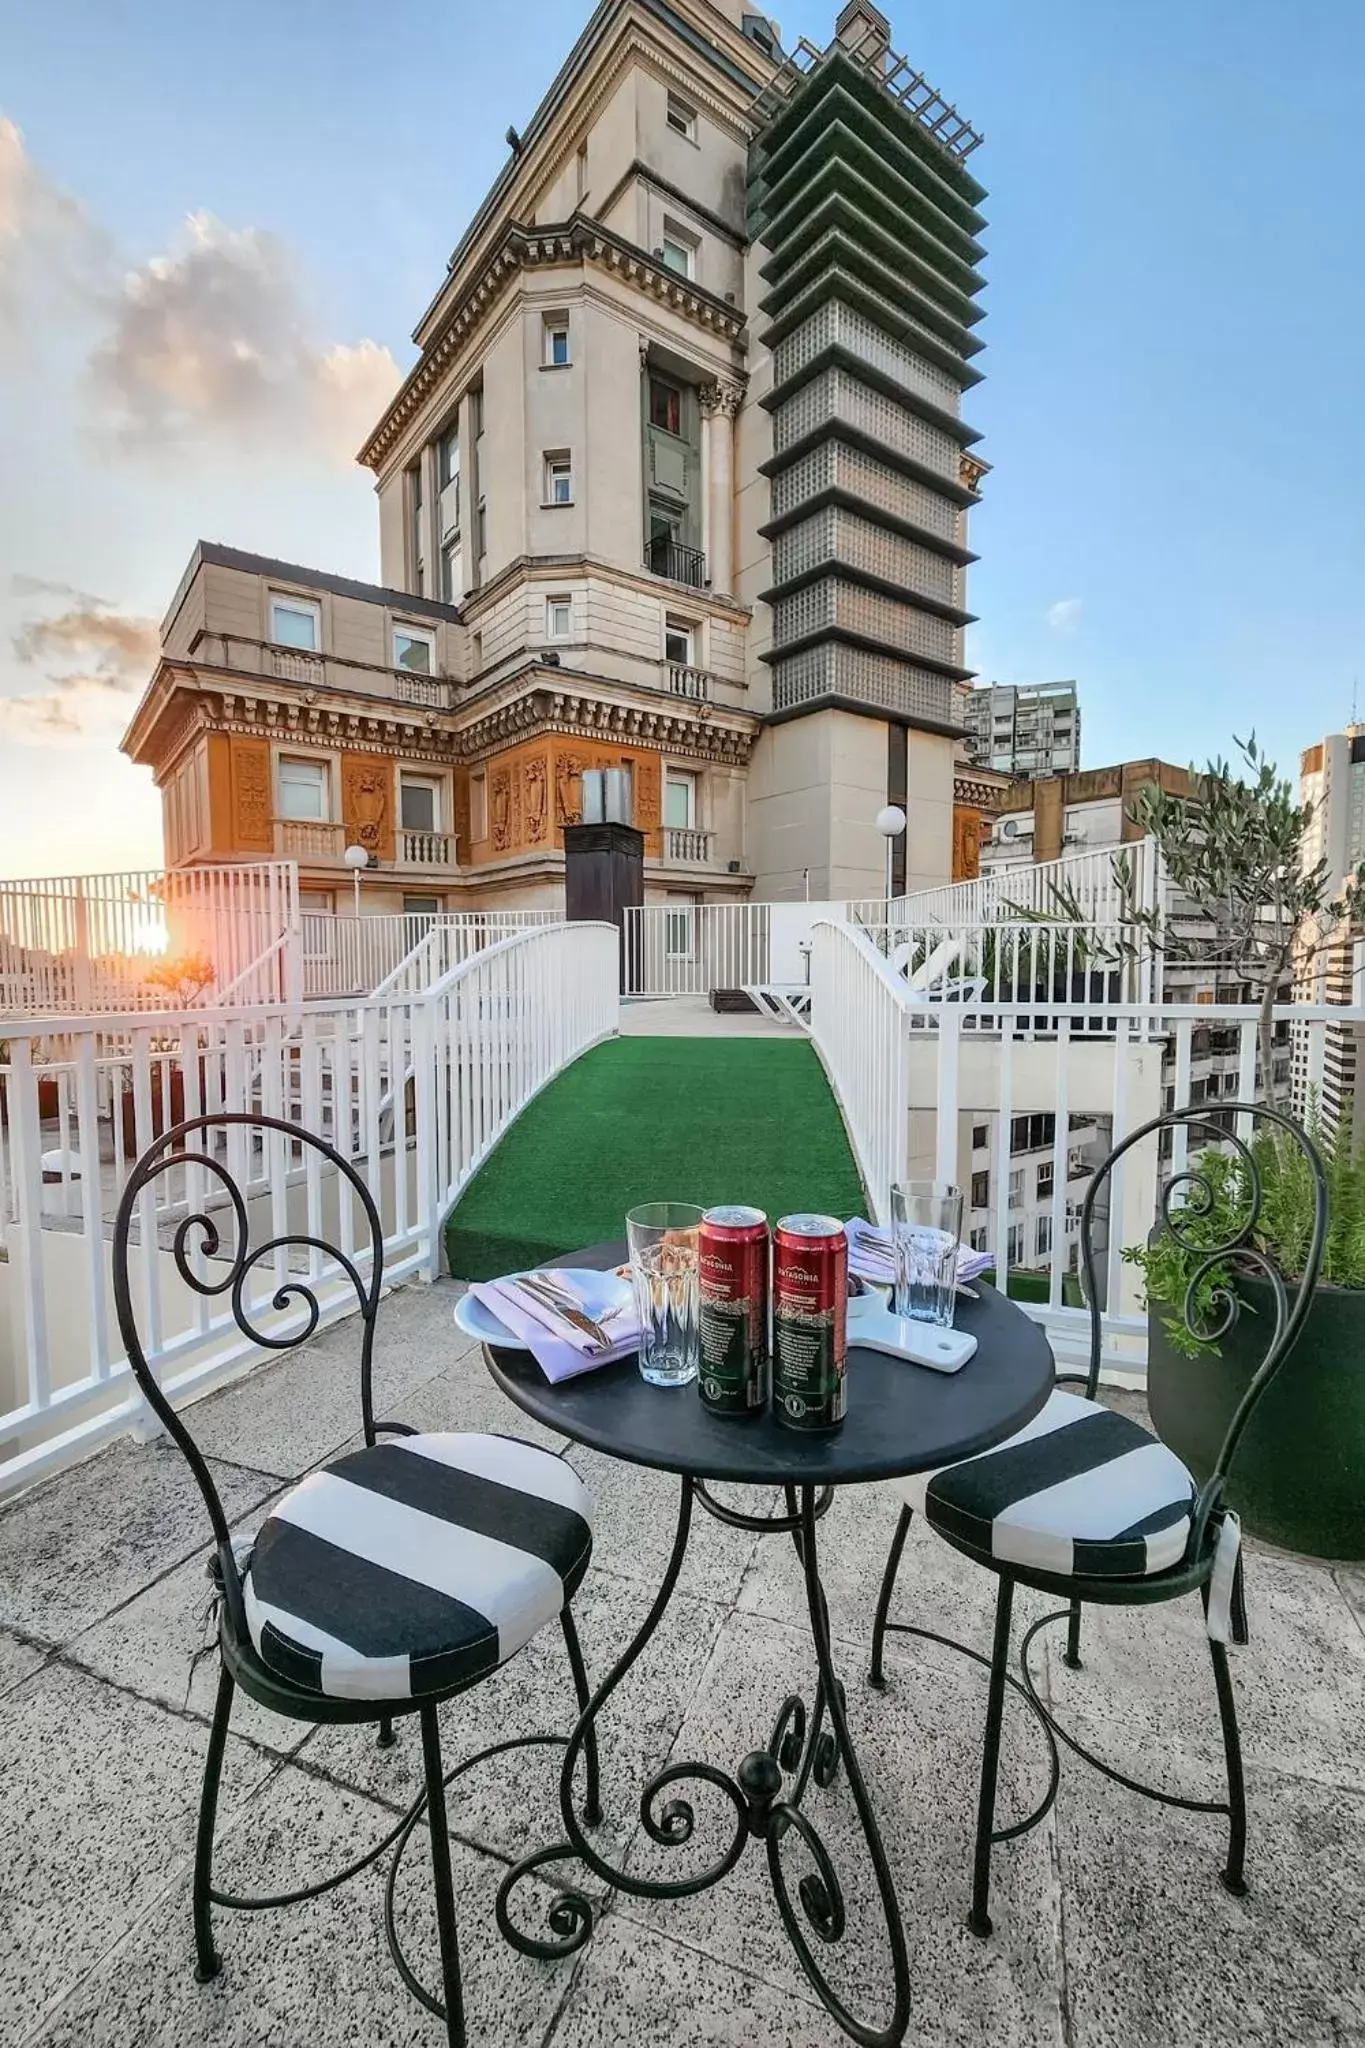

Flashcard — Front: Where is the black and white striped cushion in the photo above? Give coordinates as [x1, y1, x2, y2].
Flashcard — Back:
[897, 1390, 1195, 1580]
[242, 1433, 592, 1702]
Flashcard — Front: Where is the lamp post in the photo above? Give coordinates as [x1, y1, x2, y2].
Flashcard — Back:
[343, 843, 369, 917]
[875, 804, 907, 912]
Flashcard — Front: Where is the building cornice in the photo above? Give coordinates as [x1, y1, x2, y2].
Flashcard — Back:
[359, 214, 748, 472]
[458, 676, 759, 767]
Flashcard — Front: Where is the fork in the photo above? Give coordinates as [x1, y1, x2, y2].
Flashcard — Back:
[515, 1275, 614, 1349]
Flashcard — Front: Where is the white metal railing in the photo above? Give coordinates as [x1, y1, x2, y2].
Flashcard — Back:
[0, 863, 298, 1015]
[624, 902, 772, 997]
[0, 921, 619, 1498]
[302, 910, 562, 1000]
[888, 839, 1163, 930]
[807, 917, 1354, 1380]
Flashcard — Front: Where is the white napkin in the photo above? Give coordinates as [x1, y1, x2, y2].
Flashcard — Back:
[843, 1217, 995, 1290]
[470, 1274, 641, 1385]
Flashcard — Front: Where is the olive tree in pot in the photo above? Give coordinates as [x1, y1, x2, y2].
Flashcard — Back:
[1120, 736, 1365, 1557]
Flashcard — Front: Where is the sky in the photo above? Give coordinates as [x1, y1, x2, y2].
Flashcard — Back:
[1, 0, 1362, 876]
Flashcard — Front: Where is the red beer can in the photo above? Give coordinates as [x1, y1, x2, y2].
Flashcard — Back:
[698, 1206, 770, 1416]
[772, 1214, 848, 1432]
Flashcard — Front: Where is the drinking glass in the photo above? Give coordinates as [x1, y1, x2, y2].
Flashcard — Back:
[890, 1182, 964, 1327]
[625, 1203, 703, 1386]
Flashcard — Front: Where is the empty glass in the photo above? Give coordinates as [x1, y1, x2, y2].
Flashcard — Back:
[890, 1182, 964, 1327]
[626, 1203, 703, 1386]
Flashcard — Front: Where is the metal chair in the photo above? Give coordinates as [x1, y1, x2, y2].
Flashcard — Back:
[113, 1112, 601, 2045]
[866, 1102, 1326, 1934]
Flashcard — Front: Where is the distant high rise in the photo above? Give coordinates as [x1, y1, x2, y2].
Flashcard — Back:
[962, 681, 1079, 778]
[1293, 727, 1365, 1147]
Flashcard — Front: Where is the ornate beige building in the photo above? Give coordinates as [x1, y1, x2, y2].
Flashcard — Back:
[124, 1, 990, 913]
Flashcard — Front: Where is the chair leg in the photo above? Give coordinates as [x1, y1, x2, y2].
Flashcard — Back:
[1209, 1637, 1249, 1897]
[420, 1704, 467, 2048]
[869, 1503, 914, 1690]
[1064, 1596, 1083, 1671]
[193, 1663, 235, 1983]
[969, 1576, 1015, 1938]
[376, 1714, 397, 1749]
[559, 1609, 601, 1826]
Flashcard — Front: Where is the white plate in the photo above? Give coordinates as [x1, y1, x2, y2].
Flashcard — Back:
[453, 1266, 633, 1350]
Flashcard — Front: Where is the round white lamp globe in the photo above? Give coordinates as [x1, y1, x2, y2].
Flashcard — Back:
[875, 804, 907, 838]
[343, 844, 369, 870]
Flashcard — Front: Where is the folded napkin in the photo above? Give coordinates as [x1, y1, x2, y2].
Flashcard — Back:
[470, 1273, 642, 1385]
[844, 1217, 995, 1290]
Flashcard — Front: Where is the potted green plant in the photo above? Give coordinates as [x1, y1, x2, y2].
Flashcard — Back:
[1127, 1118, 1365, 1558]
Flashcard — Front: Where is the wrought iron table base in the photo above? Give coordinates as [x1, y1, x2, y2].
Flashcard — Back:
[497, 1475, 912, 2048]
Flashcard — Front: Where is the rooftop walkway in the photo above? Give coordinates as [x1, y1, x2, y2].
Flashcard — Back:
[2, 1280, 1363, 2046]
[444, 1029, 863, 1280]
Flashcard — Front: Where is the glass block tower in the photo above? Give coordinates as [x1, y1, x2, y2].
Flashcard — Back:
[744, 3, 987, 897]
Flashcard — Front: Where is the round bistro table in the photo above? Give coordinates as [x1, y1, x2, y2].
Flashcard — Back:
[484, 1241, 1055, 2048]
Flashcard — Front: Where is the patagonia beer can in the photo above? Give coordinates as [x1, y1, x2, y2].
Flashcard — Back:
[698, 1205, 770, 1416]
[772, 1214, 848, 1432]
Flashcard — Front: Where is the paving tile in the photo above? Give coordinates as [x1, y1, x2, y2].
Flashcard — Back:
[1037, 1548, 1365, 1799]
[0, 1660, 271, 2046]
[368, 1350, 569, 1455]
[0, 1627, 47, 1699]
[0, 1437, 277, 1646]
[299, 1564, 728, 1868]
[63, 1496, 307, 1758]
[562, 1446, 769, 1608]
[185, 1281, 461, 1479]
[1056, 1756, 1365, 2047]
[548, 1911, 855, 2047]
[622, 1606, 1065, 2048]
[32, 1754, 575, 2048]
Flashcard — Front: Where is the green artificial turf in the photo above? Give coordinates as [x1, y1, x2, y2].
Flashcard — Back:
[444, 1035, 867, 1280]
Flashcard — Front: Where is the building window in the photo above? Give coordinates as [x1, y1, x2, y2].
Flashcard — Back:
[393, 624, 434, 674]
[403, 895, 441, 918]
[1037, 1161, 1054, 1200]
[278, 757, 329, 821]
[269, 594, 320, 651]
[664, 615, 694, 667]
[440, 540, 460, 604]
[299, 890, 336, 957]
[543, 316, 570, 368]
[546, 595, 572, 639]
[970, 1170, 989, 1210]
[972, 1122, 988, 1151]
[660, 230, 694, 279]
[665, 92, 696, 140]
[438, 429, 460, 494]
[469, 629, 483, 673]
[969, 1227, 988, 1253]
[470, 770, 488, 842]
[544, 452, 572, 505]
[664, 771, 697, 830]
[665, 902, 696, 957]
[399, 775, 441, 833]
[1010, 1112, 1056, 1154]
[1036, 1214, 1054, 1260]
[649, 376, 682, 436]
[1007, 1224, 1023, 1268]
[1008, 1169, 1024, 1209]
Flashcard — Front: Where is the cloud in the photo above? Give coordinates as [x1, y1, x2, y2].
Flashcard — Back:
[85, 211, 400, 461]
[1046, 597, 1083, 631]
[1, 121, 399, 463]
[1, 598, 159, 745]
[0, 117, 110, 346]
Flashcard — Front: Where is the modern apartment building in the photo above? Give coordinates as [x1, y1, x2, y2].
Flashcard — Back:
[1293, 728, 1365, 1145]
[122, 1, 990, 916]
[962, 680, 1080, 780]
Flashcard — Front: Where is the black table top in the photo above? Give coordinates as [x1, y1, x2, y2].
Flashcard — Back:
[481, 1240, 1055, 1488]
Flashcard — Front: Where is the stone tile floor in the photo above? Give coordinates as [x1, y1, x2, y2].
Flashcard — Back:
[3, 1280, 1365, 2047]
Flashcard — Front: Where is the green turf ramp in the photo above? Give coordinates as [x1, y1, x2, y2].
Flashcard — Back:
[444, 1035, 866, 1279]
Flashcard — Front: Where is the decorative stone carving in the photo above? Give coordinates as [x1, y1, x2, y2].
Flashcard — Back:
[699, 378, 745, 419]
[554, 750, 588, 830]
[341, 754, 394, 860]
[230, 738, 272, 853]
[490, 767, 514, 852]
[524, 753, 550, 844]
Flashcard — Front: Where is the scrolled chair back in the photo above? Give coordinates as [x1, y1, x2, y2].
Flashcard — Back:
[1077, 1101, 1327, 1557]
[112, 1111, 385, 1641]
